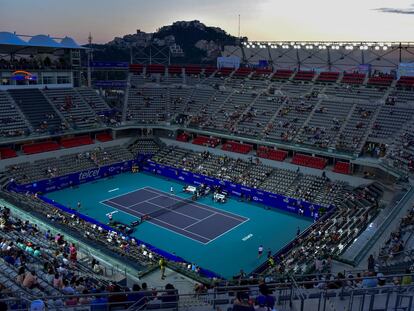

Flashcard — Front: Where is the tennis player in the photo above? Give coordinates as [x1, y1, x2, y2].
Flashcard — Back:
[170, 186, 174, 194]
[258, 245, 264, 258]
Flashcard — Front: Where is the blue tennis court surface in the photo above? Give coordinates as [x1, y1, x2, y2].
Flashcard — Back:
[46, 172, 312, 278]
[101, 187, 248, 244]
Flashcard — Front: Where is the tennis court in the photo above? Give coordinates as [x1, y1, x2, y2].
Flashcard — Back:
[101, 187, 249, 244]
[46, 172, 312, 278]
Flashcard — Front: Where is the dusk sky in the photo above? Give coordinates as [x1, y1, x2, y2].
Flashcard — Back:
[2, 0, 414, 44]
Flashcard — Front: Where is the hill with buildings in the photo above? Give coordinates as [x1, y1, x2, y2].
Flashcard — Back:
[90, 20, 240, 64]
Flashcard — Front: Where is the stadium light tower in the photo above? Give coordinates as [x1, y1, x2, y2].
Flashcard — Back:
[87, 32, 93, 88]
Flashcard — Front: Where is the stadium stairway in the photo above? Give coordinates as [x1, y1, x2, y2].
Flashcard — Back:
[1, 90, 34, 133]
[328, 102, 358, 150]
[122, 73, 132, 122]
[0, 172, 9, 189]
[8, 88, 65, 132]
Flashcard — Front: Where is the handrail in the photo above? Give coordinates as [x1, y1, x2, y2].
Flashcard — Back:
[353, 185, 413, 265]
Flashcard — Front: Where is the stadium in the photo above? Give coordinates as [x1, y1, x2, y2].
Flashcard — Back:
[1, 4, 414, 310]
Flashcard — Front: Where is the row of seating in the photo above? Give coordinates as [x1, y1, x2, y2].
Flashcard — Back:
[22, 141, 60, 155]
[272, 69, 294, 80]
[151, 145, 345, 207]
[333, 161, 351, 174]
[294, 71, 315, 81]
[341, 73, 366, 85]
[256, 146, 288, 161]
[176, 132, 190, 142]
[368, 75, 394, 86]
[7, 145, 135, 184]
[60, 135, 94, 148]
[0, 147, 17, 159]
[221, 141, 253, 154]
[95, 132, 113, 142]
[192, 136, 220, 147]
[291, 153, 328, 169]
[316, 72, 340, 83]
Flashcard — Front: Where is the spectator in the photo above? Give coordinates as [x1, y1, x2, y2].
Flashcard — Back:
[368, 254, 375, 272]
[402, 268, 412, 285]
[159, 283, 178, 304]
[22, 271, 40, 290]
[233, 291, 254, 311]
[91, 292, 108, 311]
[255, 283, 275, 310]
[362, 272, 378, 288]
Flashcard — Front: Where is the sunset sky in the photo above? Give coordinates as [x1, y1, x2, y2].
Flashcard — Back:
[1, 0, 414, 44]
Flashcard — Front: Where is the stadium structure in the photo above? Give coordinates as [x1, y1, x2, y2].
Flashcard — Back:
[0, 30, 413, 310]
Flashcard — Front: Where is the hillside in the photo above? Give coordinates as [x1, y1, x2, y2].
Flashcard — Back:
[89, 20, 240, 64]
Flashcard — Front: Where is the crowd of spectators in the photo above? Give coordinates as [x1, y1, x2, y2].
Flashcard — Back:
[150, 145, 345, 207]
[378, 205, 414, 267]
[0, 202, 182, 309]
[0, 58, 70, 70]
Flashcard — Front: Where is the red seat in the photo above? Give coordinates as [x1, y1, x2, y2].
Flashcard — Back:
[0, 148, 17, 159]
[291, 154, 327, 169]
[233, 68, 253, 77]
[251, 69, 273, 80]
[333, 161, 351, 174]
[185, 65, 202, 75]
[168, 65, 183, 75]
[22, 141, 60, 154]
[129, 64, 144, 74]
[294, 71, 315, 81]
[272, 69, 294, 80]
[216, 67, 234, 77]
[60, 136, 93, 148]
[317, 72, 340, 83]
[368, 75, 394, 86]
[192, 136, 220, 148]
[257, 146, 287, 161]
[96, 133, 113, 142]
[221, 141, 253, 154]
[176, 133, 190, 142]
[147, 64, 165, 74]
[397, 76, 414, 88]
[341, 73, 366, 85]
[204, 66, 216, 75]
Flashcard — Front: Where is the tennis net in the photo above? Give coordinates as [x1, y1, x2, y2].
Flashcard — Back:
[145, 196, 195, 219]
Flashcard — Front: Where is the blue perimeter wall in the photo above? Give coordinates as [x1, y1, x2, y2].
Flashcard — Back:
[9, 156, 334, 279]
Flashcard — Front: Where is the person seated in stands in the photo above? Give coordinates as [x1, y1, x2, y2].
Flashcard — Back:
[22, 270, 42, 290]
[362, 272, 378, 288]
[93, 260, 104, 275]
[232, 291, 254, 311]
[15, 266, 25, 285]
[255, 282, 275, 310]
[128, 284, 145, 306]
[159, 283, 178, 304]
[62, 279, 76, 295]
[78, 289, 93, 305]
[108, 283, 128, 310]
[91, 291, 109, 311]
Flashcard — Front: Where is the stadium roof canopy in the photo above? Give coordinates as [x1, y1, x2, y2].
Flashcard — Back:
[0, 32, 86, 54]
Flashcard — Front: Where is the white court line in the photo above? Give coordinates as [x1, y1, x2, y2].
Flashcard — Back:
[144, 219, 210, 244]
[126, 195, 164, 209]
[115, 203, 212, 243]
[183, 212, 217, 230]
[204, 218, 250, 245]
[99, 186, 152, 203]
[105, 195, 201, 222]
[108, 188, 119, 193]
[143, 187, 249, 222]
[100, 200, 209, 244]
[101, 186, 250, 244]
